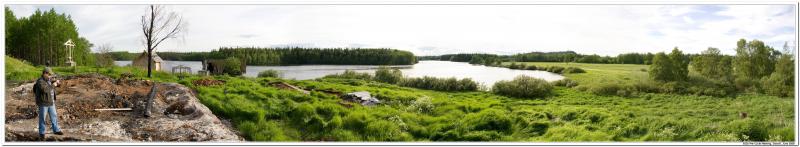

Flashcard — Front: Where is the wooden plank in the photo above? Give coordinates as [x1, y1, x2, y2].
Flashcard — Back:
[94, 108, 132, 111]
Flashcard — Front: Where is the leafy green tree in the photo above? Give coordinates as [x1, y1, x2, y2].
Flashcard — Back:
[223, 57, 243, 76]
[761, 42, 794, 97]
[668, 47, 689, 81]
[5, 7, 17, 53]
[649, 52, 675, 82]
[93, 44, 115, 67]
[691, 47, 732, 82]
[734, 39, 776, 79]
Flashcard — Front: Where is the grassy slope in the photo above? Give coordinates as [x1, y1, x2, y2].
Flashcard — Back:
[6, 56, 41, 82]
[5, 59, 794, 141]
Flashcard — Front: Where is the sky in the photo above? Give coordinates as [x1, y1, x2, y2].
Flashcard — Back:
[5, 4, 797, 56]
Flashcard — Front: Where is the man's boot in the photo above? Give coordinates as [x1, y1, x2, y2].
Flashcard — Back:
[54, 132, 63, 135]
[39, 134, 45, 141]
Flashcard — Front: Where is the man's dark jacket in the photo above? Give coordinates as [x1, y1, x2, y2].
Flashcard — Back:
[33, 77, 56, 106]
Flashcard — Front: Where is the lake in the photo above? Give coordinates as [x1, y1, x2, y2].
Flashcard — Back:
[114, 60, 564, 86]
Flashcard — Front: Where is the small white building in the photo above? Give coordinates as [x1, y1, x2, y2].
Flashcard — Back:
[132, 51, 163, 71]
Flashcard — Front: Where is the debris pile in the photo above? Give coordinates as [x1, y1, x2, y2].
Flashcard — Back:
[191, 78, 225, 87]
[5, 73, 243, 142]
[342, 91, 381, 106]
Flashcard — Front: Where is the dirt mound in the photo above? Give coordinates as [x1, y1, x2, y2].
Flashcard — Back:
[5, 73, 243, 142]
[192, 79, 225, 87]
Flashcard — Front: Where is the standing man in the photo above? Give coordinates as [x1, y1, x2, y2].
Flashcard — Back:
[33, 67, 64, 140]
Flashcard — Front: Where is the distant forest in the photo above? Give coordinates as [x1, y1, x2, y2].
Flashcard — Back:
[419, 51, 702, 65]
[110, 47, 418, 65]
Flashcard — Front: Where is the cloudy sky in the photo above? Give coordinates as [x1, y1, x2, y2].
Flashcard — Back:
[6, 4, 797, 56]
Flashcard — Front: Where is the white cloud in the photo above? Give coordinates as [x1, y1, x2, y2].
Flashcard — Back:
[6, 4, 796, 56]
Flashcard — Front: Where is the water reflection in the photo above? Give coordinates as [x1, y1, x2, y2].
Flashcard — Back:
[114, 60, 564, 86]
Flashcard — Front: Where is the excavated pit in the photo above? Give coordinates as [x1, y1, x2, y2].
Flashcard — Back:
[5, 73, 243, 142]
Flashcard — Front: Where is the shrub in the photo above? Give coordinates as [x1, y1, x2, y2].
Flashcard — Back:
[587, 83, 624, 96]
[508, 62, 522, 69]
[545, 66, 565, 73]
[552, 79, 579, 87]
[561, 67, 586, 73]
[724, 119, 769, 141]
[257, 69, 281, 78]
[374, 67, 403, 84]
[323, 70, 373, 80]
[659, 82, 685, 94]
[407, 96, 435, 114]
[524, 65, 538, 70]
[398, 76, 478, 91]
[761, 73, 794, 97]
[492, 75, 553, 98]
[223, 57, 243, 76]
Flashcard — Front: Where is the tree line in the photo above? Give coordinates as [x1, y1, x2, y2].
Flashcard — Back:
[649, 39, 794, 97]
[421, 51, 671, 65]
[5, 7, 96, 66]
[110, 47, 418, 66]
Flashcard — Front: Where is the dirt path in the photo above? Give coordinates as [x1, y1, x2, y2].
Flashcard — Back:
[5, 74, 243, 142]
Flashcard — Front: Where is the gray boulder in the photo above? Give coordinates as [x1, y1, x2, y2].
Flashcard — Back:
[343, 91, 381, 106]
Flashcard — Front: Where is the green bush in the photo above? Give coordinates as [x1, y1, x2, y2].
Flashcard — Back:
[398, 76, 478, 91]
[492, 75, 553, 98]
[223, 57, 243, 76]
[724, 119, 769, 141]
[546, 66, 565, 73]
[407, 96, 435, 114]
[587, 83, 624, 96]
[552, 79, 579, 87]
[257, 69, 281, 78]
[374, 67, 403, 84]
[508, 62, 523, 69]
[761, 73, 794, 97]
[524, 65, 538, 70]
[562, 67, 586, 73]
[324, 70, 373, 80]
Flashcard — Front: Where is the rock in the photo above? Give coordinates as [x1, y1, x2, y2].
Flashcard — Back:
[343, 91, 381, 106]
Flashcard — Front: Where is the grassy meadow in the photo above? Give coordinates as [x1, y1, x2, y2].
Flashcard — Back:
[504, 62, 650, 85]
[5, 56, 794, 142]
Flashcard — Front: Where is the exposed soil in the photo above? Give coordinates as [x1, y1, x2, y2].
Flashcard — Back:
[5, 73, 243, 142]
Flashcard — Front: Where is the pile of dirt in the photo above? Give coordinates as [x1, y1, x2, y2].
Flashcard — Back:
[192, 79, 225, 87]
[5, 73, 243, 142]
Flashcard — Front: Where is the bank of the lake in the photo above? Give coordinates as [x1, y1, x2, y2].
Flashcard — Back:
[115, 60, 564, 86]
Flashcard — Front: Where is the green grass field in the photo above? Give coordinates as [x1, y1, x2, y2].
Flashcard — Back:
[505, 62, 651, 86]
[5, 58, 795, 142]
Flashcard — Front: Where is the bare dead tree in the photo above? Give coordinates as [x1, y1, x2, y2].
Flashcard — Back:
[141, 5, 184, 77]
[95, 43, 114, 67]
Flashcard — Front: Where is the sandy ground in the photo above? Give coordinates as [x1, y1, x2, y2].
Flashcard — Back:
[5, 74, 243, 142]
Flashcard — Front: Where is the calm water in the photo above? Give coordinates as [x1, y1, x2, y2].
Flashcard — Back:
[115, 60, 564, 86]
